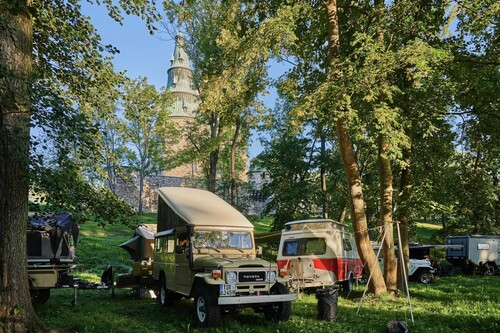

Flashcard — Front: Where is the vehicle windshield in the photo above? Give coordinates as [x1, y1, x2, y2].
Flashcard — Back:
[194, 230, 253, 250]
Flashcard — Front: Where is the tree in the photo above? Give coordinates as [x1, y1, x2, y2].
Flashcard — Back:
[164, 0, 298, 193]
[0, 0, 161, 329]
[121, 77, 174, 214]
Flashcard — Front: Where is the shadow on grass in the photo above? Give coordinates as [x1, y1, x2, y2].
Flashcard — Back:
[35, 276, 499, 333]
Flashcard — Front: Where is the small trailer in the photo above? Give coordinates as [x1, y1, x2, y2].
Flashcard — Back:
[117, 224, 158, 293]
[446, 235, 500, 275]
[27, 212, 79, 304]
[276, 219, 363, 291]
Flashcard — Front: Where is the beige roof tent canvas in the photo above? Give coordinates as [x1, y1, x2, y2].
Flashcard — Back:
[119, 224, 157, 262]
[156, 187, 253, 232]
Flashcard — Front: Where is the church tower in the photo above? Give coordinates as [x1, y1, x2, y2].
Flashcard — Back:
[164, 33, 200, 178]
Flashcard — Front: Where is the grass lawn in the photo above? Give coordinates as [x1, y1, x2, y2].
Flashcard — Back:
[35, 276, 499, 333]
[34, 216, 499, 332]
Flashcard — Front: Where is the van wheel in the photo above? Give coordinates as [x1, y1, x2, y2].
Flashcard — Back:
[483, 265, 495, 276]
[417, 270, 434, 284]
[342, 272, 355, 291]
[158, 277, 174, 306]
[194, 288, 220, 327]
[264, 283, 291, 322]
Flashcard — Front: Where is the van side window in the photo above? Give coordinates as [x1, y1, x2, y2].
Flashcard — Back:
[283, 240, 299, 256]
[304, 238, 326, 255]
[282, 238, 326, 256]
[343, 239, 352, 251]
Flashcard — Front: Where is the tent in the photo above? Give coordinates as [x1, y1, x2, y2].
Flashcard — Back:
[27, 212, 79, 261]
[119, 224, 157, 262]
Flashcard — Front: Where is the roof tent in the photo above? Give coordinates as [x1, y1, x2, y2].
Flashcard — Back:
[27, 212, 79, 261]
[119, 224, 157, 261]
[156, 187, 253, 232]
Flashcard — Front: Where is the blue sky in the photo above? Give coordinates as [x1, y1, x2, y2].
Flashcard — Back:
[82, 4, 288, 159]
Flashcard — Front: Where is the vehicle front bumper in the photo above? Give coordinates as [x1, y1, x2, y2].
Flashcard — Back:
[218, 293, 296, 305]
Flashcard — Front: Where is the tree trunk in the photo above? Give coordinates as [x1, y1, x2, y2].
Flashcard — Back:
[208, 112, 221, 193]
[326, 0, 386, 295]
[0, 0, 47, 331]
[138, 167, 144, 214]
[397, 129, 412, 292]
[378, 135, 397, 294]
[230, 117, 241, 206]
[320, 130, 328, 218]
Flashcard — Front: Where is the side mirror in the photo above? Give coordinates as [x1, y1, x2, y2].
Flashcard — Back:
[256, 246, 263, 256]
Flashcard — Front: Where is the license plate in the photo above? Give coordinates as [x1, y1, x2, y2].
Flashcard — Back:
[219, 284, 236, 296]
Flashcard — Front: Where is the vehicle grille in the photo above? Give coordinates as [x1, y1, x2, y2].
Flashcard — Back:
[238, 271, 266, 283]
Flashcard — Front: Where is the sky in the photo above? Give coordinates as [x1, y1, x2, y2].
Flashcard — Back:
[81, 4, 286, 160]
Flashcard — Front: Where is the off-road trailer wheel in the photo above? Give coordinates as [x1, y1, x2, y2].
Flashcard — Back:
[417, 270, 434, 284]
[483, 264, 495, 276]
[194, 288, 220, 328]
[263, 282, 292, 322]
[158, 277, 175, 306]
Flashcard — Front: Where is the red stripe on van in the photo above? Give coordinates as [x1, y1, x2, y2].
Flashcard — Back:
[278, 257, 363, 282]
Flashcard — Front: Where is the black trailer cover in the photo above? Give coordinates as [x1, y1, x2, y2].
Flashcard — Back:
[27, 212, 79, 260]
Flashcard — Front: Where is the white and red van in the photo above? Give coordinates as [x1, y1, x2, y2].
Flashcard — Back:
[276, 219, 363, 291]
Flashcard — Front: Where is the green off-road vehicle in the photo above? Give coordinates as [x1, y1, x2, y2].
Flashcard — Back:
[153, 187, 296, 327]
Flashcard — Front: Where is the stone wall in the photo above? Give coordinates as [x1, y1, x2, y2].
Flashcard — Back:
[114, 174, 269, 215]
[114, 175, 200, 213]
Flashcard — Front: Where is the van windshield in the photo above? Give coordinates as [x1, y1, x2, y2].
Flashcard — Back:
[194, 230, 253, 250]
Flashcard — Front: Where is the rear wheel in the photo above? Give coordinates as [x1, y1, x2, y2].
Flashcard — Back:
[264, 282, 292, 322]
[158, 277, 175, 306]
[341, 272, 355, 291]
[194, 288, 220, 327]
[483, 264, 495, 276]
[417, 270, 434, 284]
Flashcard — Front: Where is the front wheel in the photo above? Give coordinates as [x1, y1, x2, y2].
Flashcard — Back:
[194, 288, 220, 328]
[417, 270, 434, 284]
[264, 282, 292, 322]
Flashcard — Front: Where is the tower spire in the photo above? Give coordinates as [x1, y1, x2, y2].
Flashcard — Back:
[166, 33, 199, 118]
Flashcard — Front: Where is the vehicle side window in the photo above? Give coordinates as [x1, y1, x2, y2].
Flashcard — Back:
[155, 236, 176, 253]
[343, 239, 352, 251]
[304, 238, 326, 255]
[166, 236, 175, 254]
[155, 238, 163, 253]
[283, 240, 299, 256]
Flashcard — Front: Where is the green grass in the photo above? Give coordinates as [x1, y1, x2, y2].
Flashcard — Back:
[34, 215, 499, 332]
[35, 276, 499, 333]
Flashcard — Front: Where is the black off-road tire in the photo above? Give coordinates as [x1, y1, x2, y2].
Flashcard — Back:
[483, 265, 495, 276]
[264, 282, 292, 322]
[194, 288, 220, 328]
[417, 270, 434, 284]
[341, 272, 355, 291]
[158, 277, 175, 306]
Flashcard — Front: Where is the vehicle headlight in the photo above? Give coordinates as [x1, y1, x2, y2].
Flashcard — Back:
[226, 271, 237, 284]
[266, 271, 277, 282]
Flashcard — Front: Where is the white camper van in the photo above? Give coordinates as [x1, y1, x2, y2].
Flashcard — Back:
[276, 219, 363, 291]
